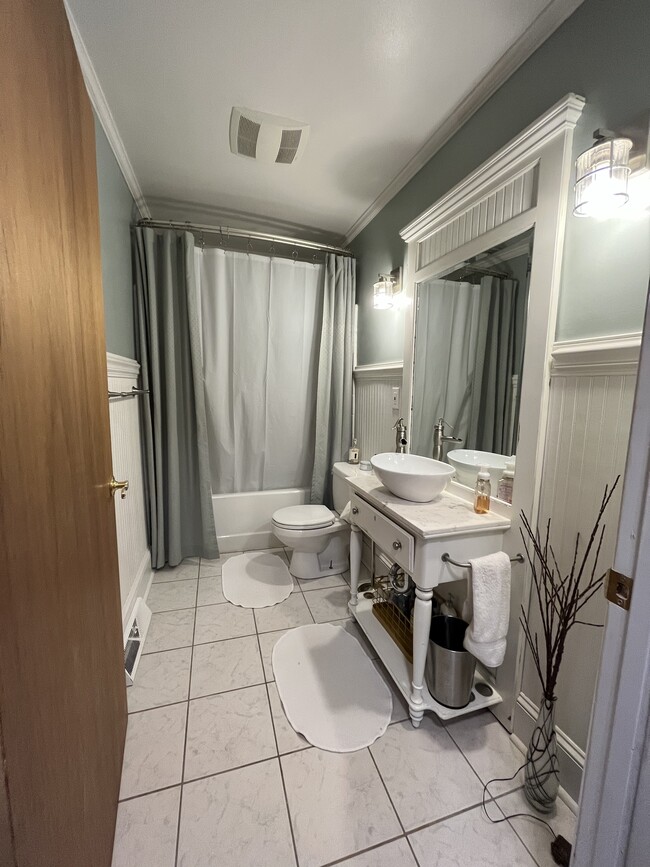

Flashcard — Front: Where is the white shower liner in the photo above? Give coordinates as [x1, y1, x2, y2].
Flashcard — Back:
[212, 487, 309, 553]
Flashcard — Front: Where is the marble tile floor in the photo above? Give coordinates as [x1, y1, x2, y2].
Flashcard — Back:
[114, 549, 575, 867]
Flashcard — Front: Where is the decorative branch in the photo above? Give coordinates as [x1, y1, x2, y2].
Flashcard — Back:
[520, 477, 620, 703]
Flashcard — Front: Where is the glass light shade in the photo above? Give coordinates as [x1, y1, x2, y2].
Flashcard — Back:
[574, 137, 633, 217]
[373, 276, 396, 309]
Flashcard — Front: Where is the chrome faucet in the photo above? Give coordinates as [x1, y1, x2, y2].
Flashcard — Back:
[394, 417, 407, 453]
[432, 418, 462, 461]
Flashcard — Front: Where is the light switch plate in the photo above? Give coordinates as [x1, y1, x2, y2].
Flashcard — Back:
[392, 386, 400, 410]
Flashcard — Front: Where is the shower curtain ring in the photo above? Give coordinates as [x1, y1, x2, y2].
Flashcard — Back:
[219, 227, 225, 247]
[292, 249, 298, 263]
[247, 237, 253, 255]
[199, 231, 205, 250]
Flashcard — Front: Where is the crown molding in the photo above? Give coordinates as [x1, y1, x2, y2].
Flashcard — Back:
[64, 2, 150, 218]
[344, 0, 586, 245]
[353, 362, 404, 382]
[400, 92, 584, 243]
[550, 332, 642, 377]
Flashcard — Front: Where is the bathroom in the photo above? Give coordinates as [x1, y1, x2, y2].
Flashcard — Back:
[2, 0, 650, 865]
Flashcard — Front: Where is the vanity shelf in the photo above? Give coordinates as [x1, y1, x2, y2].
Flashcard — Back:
[352, 594, 502, 722]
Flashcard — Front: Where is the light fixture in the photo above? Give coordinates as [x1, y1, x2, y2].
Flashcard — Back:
[373, 268, 402, 309]
[573, 129, 633, 218]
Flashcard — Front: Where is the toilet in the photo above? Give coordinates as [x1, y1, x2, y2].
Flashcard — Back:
[271, 463, 356, 580]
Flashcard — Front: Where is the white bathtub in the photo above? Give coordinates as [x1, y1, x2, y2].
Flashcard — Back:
[212, 488, 310, 553]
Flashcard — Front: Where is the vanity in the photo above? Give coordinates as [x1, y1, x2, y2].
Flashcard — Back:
[347, 466, 512, 726]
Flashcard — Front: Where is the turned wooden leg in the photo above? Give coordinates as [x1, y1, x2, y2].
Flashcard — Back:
[410, 585, 433, 727]
[349, 524, 362, 609]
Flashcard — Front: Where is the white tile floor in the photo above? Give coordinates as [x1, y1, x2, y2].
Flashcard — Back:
[114, 549, 576, 867]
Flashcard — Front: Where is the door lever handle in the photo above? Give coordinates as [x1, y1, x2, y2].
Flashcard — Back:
[109, 476, 129, 499]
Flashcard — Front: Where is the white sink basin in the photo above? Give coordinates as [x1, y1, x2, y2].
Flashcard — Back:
[447, 449, 510, 488]
[370, 453, 454, 503]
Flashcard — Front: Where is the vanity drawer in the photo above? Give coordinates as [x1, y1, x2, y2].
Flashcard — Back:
[351, 494, 414, 572]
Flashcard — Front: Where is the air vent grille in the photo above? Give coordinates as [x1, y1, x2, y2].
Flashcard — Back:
[237, 115, 261, 159]
[276, 129, 303, 164]
[230, 107, 309, 164]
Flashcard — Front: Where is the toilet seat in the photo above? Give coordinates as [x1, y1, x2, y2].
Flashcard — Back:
[272, 504, 335, 531]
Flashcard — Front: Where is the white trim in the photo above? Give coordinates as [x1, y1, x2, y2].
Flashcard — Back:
[64, 2, 150, 218]
[400, 94, 585, 243]
[343, 1, 586, 244]
[106, 352, 140, 380]
[550, 333, 642, 376]
[353, 362, 404, 382]
[121, 548, 154, 631]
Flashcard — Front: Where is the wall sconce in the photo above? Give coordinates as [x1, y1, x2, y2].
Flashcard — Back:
[574, 118, 649, 218]
[373, 268, 402, 309]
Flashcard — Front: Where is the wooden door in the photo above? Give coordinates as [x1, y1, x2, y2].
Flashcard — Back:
[0, 1, 127, 865]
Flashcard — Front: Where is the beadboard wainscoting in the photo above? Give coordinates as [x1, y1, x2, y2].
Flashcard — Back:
[107, 353, 152, 629]
[513, 333, 641, 802]
[354, 363, 403, 460]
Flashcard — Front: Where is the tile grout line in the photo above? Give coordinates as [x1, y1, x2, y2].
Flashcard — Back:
[318, 833, 409, 867]
[173, 560, 200, 867]
[253, 582, 301, 867]
[366, 746, 418, 866]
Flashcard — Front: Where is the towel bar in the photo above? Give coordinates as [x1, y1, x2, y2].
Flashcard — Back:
[108, 387, 150, 399]
[441, 552, 524, 569]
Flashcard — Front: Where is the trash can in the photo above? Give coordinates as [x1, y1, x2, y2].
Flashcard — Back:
[425, 615, 476, 708]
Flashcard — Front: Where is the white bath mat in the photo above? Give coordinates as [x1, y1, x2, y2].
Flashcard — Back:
[272, 624, 392, 752]
[222, 552, 293, 608]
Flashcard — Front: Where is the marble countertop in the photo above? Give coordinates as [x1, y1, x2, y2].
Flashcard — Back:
[346, 467, 511, 540]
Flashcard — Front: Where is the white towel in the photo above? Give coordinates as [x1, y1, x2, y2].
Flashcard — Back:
[462, 552, 511, 668]
[339, 501, 352, 524]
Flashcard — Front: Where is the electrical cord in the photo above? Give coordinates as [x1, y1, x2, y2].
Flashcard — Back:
[480, 763, 572, 867]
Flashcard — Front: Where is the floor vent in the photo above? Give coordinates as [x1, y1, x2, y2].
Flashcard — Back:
[124, 597, 152, 686]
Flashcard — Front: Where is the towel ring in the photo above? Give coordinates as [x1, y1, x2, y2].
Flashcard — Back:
[441, 552, 525, 569]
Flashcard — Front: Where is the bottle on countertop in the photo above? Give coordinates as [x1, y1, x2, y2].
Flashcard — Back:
[497, 456, 516, 504]
[348, 438, 360, 464]
[474, 466, 491, 514]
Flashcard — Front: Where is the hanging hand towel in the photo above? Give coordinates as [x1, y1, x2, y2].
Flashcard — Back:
[463, 552, 511, 668]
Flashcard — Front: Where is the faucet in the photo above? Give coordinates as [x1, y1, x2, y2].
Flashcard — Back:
[393, 418, 407, 453]
[432, 418, 462, 461]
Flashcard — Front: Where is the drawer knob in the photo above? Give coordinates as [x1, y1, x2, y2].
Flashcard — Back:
[352, 507, 359, 515]
[393, 540, 402, 550]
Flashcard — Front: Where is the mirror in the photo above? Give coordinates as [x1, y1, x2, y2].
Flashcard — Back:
[411, 228, 534, 490]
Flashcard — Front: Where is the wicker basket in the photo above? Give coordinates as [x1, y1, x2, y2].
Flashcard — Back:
[371, 579, 413, 663]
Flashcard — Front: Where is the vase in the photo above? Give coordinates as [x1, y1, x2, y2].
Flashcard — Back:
[524, 696, 560, 812]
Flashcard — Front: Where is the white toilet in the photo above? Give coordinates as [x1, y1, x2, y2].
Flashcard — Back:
[271, 463, 355, 580]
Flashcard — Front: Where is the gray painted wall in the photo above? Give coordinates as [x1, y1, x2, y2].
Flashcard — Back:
[94, 117, 137, 359]
[352, 0, 650, 364]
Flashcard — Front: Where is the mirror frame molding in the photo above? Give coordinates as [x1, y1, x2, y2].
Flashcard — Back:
[399, 93, 585, 726]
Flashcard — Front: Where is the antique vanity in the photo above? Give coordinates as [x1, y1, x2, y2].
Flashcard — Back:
[347, 94, 585, 729]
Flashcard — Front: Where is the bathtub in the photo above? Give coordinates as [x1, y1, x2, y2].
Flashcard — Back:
[212, 488, 309, 553]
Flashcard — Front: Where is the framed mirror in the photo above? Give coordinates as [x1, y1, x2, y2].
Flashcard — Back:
[410, 228, 534, 494]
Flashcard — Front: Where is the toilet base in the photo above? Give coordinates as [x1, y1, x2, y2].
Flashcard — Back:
[289, 535, 349, 580]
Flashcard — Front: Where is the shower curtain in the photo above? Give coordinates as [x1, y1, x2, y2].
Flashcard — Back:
[411, 279, 482, 456]
[134, 228, 219, 568]
[310, 254, 355, 507]
[198, 248, 324, 493]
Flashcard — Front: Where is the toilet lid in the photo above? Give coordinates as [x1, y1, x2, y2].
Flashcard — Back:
[273, 504, 335, 530]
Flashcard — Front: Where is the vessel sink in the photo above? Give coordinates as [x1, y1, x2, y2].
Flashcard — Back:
[370, 453, 454, 503]
[447, 449, 510, 488]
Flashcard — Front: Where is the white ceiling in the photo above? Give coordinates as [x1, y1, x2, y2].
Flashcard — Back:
[67, 0, 569, 242]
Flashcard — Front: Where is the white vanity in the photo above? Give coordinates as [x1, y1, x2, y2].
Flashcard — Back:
[347, 468, 512, 726]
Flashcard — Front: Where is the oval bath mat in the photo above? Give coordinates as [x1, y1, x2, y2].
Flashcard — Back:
[272, 623, 392, 752]
[222, 552, 293, 608]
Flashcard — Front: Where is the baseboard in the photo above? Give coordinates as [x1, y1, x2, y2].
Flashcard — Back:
[122, 548, 153, 630]
[513, 691, 585, 804]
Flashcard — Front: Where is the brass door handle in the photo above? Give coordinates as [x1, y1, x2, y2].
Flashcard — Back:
[109, 476, 129, 499]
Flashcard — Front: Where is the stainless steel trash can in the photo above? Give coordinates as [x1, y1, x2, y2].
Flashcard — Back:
[425, 615, 476, 708]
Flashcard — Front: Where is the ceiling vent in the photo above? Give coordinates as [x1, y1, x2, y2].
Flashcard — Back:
[229, 107, 309, 165]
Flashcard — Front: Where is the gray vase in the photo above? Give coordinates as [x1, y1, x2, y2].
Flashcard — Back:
[524, 696, 560, 812]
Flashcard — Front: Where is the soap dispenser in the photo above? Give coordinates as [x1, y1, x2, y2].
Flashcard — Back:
[474, 467, 491, 514]
[497, 456, 515, 504]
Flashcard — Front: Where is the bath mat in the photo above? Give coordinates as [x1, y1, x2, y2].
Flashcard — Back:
[272, 624, 392, 752]
[222, 552, 293, 608]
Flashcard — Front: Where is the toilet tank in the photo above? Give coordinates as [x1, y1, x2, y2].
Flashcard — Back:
[331, 462, 358, 514]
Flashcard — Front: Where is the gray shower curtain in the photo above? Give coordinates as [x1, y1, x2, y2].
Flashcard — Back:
[310, 254, 355, 507]
[134, 227, 219, 568]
